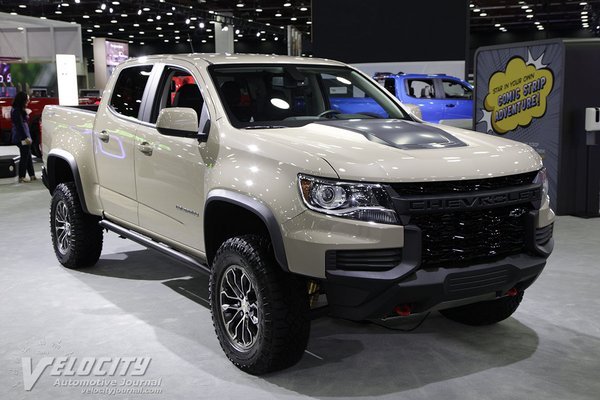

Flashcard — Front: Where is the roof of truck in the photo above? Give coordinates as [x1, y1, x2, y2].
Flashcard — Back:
[127, 53, 346, 67]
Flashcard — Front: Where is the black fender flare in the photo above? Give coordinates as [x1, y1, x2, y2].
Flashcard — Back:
[205, 189, 289, 271]
[46, 149, 90, 214]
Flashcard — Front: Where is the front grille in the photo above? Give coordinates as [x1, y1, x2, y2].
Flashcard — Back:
[536, 223, 554, 245]
[410, 205, 530, 267]
[325, 248, 402, 271]
[390, 171, 538, 196]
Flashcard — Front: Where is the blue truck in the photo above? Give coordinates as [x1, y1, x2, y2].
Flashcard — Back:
[373, 72, 473, 128]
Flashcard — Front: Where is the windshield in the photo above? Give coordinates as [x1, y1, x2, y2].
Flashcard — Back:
[209, 64, 411, 128]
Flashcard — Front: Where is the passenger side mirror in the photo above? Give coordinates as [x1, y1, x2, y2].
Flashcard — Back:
[403, 103, 423, 120]
[156, 107, 209, 142]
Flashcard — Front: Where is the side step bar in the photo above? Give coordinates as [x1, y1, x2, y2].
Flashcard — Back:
[99, 220, 210, 275]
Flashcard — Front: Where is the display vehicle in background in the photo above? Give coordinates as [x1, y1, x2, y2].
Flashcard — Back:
[374, 72, 474, 128]
[1, 92, 100, 157]
[41, 54, 554, 374]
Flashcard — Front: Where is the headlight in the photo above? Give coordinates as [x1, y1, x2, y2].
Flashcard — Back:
[298, 174, 399, 224]
[534, 167, 549, 198]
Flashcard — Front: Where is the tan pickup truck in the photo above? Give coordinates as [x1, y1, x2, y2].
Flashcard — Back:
[42, 53, 554, 374]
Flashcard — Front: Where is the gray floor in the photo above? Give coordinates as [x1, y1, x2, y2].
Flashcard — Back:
[1, 165, 599, 400]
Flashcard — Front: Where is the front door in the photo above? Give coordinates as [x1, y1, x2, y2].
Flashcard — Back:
[134, 64, 211, 250]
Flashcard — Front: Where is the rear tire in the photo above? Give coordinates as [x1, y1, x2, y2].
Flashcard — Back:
[209, 235, 310, 374]
[50, 182, 103, 269]
[440, 291, 524, 326]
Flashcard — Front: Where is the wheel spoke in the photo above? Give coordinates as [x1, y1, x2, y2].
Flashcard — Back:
[219, 264, 260, 351]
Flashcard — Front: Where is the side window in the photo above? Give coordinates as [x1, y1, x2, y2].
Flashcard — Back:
[109, 65, 152, 118]
[442, 79, 472, 100]
[406, 79, 435, 99]
[150, 66, 205, 126]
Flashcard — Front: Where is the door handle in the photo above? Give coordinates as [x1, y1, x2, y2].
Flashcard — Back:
[445, 104, 456, 108]
[138, 142, 153, 156]
[97, 130, 110, 142]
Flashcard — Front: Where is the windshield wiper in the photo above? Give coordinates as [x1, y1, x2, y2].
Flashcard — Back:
[244, 125, 287, 129]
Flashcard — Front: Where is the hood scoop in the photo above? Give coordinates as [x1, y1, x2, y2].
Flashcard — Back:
[315, 119, 467, 150]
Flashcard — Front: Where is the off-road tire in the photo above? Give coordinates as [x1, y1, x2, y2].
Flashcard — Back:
[440, 291, 524, 326]
[50, 182, 103, 269]
[209, 235, 310, 375]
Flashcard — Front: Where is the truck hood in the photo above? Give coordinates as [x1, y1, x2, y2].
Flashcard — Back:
[251, 119, 542, 182]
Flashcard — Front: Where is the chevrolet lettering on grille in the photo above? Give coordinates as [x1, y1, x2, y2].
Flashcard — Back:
[404, 187, 541, 213]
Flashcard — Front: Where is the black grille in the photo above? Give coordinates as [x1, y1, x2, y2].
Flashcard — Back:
[325, 248, 402, 271]
[410, 205, 530, 267]
[391, 171, 538, 196]
[446, 267, 513, 294]
[536, 223, 554, 245]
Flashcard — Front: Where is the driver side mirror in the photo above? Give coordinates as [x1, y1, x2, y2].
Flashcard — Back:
[156, 107, 209, 142]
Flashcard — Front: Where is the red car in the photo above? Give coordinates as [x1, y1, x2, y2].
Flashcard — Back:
[1, 96, 100, 157]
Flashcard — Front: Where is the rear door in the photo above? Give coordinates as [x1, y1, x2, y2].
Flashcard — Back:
[93, 64, 155, 224]
[439, 77, 473, 120]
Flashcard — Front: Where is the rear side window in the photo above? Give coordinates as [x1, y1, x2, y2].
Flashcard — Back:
[384, 78, 396, 95]
[109, 65, 153, 118]
[442, 79, 472, 100]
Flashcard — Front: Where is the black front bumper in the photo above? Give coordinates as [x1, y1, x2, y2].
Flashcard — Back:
[325, 223, 554, 321]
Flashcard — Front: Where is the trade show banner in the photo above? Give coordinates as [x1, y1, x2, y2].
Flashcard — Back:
[475, 41, 564, 207]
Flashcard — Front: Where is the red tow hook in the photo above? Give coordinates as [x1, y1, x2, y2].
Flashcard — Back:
[394, 304, 412, 317]
[506, 287, 519, 297]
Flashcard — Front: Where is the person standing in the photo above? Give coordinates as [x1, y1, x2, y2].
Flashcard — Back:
[11, 92, 36, 183]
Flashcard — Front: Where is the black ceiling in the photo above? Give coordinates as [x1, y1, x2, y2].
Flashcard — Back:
[0, 0, 598, 49]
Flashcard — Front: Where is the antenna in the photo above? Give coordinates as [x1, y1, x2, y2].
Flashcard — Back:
[188, 33, 195, 53]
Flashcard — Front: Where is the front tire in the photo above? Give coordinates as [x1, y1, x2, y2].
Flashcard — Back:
[50, 182, 103, 269]
[209, 235, 310, 374]
[440, 291, 524, 326]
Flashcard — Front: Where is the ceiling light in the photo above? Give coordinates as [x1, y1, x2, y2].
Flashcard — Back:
[222, 25, 229, 31]
[185, 18, 190, 24]
[526, 14, 534, 18]
[237, 1, 245, 7]
[112, 1, 120, 4]
[158, 34, 164, 37]
[300, 7, 308, 11]
[208, 35, 214, 38]
[202, 40, 207, 43]
[147, 18, 153, 22]
[275, 36, 279, 40]
[291, 17, 297, 21]
[469, 3, 475, 7]
[235, 29, 240, 34]
[256, 32, 261, 37]
[199, 22, 205, 28]
[256, 8, 263, 12]
[284, 2, 291, 7]
[521, 5, 529, 9]
[306, 21, 311, 24]
[55, 10, 62, 14]
[137, 9, 142, 15]
[534, 21, 540, 25]
[261, 37, 266, 41]
[118, 28, 124, 31]
[168, 22, 174, 25]
[191, 17, 197, 20]
[108, 32, 113, 35]
[275, 12, 282, 17]
[101, 3, 106, 10]
[237, 34, 243, 37]
[166, 12, 172, 16]
[19, 4, 26, 8]
[140, 42, 144, 45]
[133, 23, 139, 27]
[95, 9, 102, 13]
[473, 8, 480, 12]
[175, 36, 180, 39]
[526, 9, 533, 13]
[83, 15, 90, 18]
[480, 12, 487, 16]
[139, 31, 144, 34]
[129, 35, 133, 38]
[111, 19, 117, 23]
[494, 23, 501, 27]
[156, 27, 162, 30]
[94, 24, 100, 28]
[109, 7, 113, 13]
[87, 29, 93, 32]
[143, 7, 150, 11]
[580, 2, 587, 5]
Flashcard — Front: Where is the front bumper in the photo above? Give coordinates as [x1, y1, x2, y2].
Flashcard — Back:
[325, 223, 553, 320]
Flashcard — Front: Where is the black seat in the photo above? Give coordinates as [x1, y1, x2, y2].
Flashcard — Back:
[173, 84, 203, 121]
